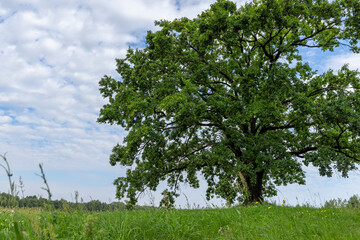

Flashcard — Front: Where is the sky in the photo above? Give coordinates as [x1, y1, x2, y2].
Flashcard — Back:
[0, 0, 360, 208]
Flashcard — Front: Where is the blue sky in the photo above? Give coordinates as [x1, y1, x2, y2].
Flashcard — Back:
[0, 0, 360, 208]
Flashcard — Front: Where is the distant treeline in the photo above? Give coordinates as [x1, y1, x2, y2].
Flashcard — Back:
[0, 192, 152, 211]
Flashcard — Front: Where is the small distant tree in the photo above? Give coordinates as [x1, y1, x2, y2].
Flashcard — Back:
[347, 195, 360, 208]
[99, 0, 360, 207]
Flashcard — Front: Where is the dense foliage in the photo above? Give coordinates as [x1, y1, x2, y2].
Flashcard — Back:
[99, 0, 360, 206]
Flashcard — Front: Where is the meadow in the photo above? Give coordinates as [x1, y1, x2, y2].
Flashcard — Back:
[1, 154, 360, 239]
[1, 203, 360, 240]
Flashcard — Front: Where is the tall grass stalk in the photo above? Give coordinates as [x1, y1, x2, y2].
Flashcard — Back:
[0, 153, 17, 197]
[36, 163, 52, 201]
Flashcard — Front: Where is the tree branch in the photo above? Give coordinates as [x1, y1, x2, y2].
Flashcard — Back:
[289, 146, 317, 157]
[259, 119, 296, 134]
[334, 149, 360, 162]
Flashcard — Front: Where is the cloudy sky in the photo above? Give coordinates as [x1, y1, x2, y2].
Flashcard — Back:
[1, 0, 360, 207]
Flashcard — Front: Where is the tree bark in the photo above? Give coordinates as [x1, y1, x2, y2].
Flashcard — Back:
[242, 170, 265, 205]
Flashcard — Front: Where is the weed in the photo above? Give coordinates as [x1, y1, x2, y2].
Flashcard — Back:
[0, 153, 17, 198]
[36, 163, 52, 201]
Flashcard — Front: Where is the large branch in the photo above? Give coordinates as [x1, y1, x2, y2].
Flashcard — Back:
[289, 146, 317, 158]
[164, 145, 213, 175]
[259, 119, 297, 134]
[334, 149, 360, 162]
[290, 24, 336, 48]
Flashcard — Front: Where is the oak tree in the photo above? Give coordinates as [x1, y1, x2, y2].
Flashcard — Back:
[98, 0, 360, 206]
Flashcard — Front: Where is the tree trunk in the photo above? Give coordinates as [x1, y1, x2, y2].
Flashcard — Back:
[242, 170, 264, 205]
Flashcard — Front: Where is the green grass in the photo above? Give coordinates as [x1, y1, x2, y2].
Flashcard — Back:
[0, 204, 359, 239]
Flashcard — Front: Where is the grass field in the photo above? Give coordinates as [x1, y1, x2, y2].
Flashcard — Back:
[1, 204, 360, 240]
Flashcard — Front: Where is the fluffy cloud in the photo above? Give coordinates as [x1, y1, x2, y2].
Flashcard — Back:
[326, 53, 360, 71]
[0, 0, 247, 167]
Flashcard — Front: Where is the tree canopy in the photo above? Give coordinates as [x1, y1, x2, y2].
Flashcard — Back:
[98, 0, 360, 207]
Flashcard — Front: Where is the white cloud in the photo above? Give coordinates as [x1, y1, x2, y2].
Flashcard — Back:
[0, 116, 12, 124]
[1, 0, 232, 171]
[326, 53, 360, 71]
